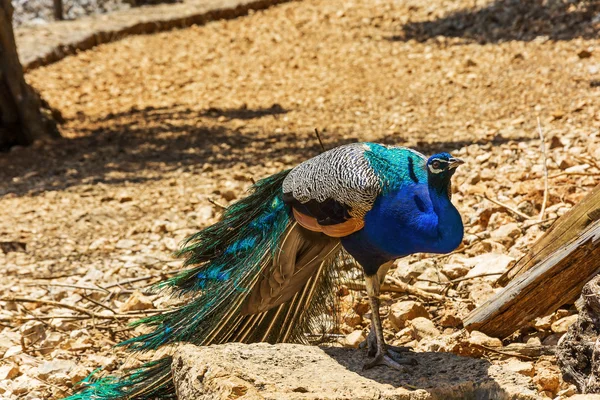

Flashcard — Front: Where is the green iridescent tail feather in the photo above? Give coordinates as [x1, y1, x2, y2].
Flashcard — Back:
[66, 357, 174, 400]
[66, 170, 347, 399]
[117, 170, 293, 351]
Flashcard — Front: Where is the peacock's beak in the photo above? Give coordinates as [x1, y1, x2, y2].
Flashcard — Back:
[448, 157, 465, 169]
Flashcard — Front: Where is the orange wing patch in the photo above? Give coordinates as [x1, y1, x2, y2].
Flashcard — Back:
[292, 207, 364, 238]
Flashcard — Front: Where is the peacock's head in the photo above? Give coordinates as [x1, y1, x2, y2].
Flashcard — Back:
[426, 153, 464, 193]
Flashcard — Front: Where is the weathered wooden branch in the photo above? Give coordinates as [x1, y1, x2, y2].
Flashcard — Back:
[557, 275, 600, 393]
[498, 184, 600, 286]
[464, 184, 600, 338]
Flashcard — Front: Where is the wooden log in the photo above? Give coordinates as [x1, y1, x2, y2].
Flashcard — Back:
[498, 184, 600, 286]
[557, 275, 600, 393]
[464, 217, 600, 338]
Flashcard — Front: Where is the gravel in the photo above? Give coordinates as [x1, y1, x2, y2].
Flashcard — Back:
[11, 0, 131, 27]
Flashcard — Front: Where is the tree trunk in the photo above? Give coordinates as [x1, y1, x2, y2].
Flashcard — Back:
[0, 0, 59, 149]
[557, 275, 600, 393]
[53, 0, 63, 21]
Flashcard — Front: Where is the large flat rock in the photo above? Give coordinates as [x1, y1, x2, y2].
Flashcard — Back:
[15, 0, 290, 71]
[172, 343, 540, 400]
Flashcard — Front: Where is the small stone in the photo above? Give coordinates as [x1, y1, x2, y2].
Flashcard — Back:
[393, 258, 433, 283]
[40, 332, 62, 349]
[87, 355, 118, 371]
[469, 330, 502, 348]
[162, 237, 179, 251]
[21, 321, 46, 344]
[533, 360, 561, 394]
[196, 205, 214, 221]
[542, 333, 563, 346]
[221, 190, 237, 201]
[343, 310, 362, 327]
[0, 365, 20, 380]
[578, 49, 593, 59]
[341, 330, 364, 348]
[551, 315, 578, 333]
[534, 314, 553, 330]
[37, 360, 77, 378]
[442, 263, 470, 280]
[407, 317, 440, 341]
[468, 281, 496, 306]
[439, 312, 462, 328]
[11, 375, 43, 394]
[89, 238, 108, 250]
[549, 136, 563, 149]
[490, 223, 521, 247]
[69, 365, 93, 385]
[115, 239, 137, 249]
[504, 360, 534, 377]
[414, 267, 448, 291]
[119, 291, 155, 312]
[465, 253, 515, 281]
[353, 301, 370, 316]
[389, 301, 430, 330]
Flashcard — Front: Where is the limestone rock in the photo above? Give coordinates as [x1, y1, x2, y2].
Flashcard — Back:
[408, 317, 440, 341]
[550, 315, 578, 333]
[533, 359, 561, 395]
[469, 330, 503, 348]
[505, 360, 535, 377]
[172, 343, 539, 400]
[119, 291, 155, 312]
[389, 301, 430, 330]
[490, 223, 521, 247]
[464, 253, 515, 280]
[341, 330, 365, 348]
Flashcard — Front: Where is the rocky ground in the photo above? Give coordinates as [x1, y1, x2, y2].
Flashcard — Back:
[1, 0, 600, 398]
[11, 0, 129, 27]
[11, 0, 179, 28]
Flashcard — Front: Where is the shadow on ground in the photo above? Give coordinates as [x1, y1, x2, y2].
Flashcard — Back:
[391, 0, 599, 43]
[324, 347, 537, 399]
[0, 104, 534, 198]
[0, 105, 340, 197]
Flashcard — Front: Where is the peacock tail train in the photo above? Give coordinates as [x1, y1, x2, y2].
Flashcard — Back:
[67, 170, 347, 400]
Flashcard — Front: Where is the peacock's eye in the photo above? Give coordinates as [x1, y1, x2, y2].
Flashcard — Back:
[432, 161, 441, 169]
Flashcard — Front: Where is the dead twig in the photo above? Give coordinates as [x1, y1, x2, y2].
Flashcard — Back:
[208, 198, 227, 210]
[448, 272, 503, 284]
[480, 193, 532, 220]
[26, 282, 110, 293]
[314, 128, 326, 152]
[537, 117, 549, 222]
[81, 294, 116, 314]
[472, 343, 535, 361]
[2, 297, 98, 317]
[549, 172, 600, 179]
[346, 278, 445, 302]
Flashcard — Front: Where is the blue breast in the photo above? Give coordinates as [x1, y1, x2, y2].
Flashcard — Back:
[341, 185, 463, 275]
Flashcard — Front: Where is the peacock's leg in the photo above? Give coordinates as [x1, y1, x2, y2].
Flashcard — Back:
[362, 274, 416, 371]
[359, 261, 412, 356]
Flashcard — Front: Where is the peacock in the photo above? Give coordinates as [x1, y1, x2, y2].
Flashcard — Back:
[67, 142, 464, 399]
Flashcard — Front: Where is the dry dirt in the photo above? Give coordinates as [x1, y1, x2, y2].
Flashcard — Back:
[1, 0, 600, 398]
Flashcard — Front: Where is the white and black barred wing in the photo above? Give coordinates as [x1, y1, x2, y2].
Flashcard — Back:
[282, 143, 381, 227]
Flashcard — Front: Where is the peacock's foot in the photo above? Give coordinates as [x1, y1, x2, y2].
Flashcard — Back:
[359, 329, 414, 357]
[362, 348, 417, 371]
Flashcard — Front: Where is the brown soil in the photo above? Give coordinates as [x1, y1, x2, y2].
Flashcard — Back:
[1, 0, 599, 398]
